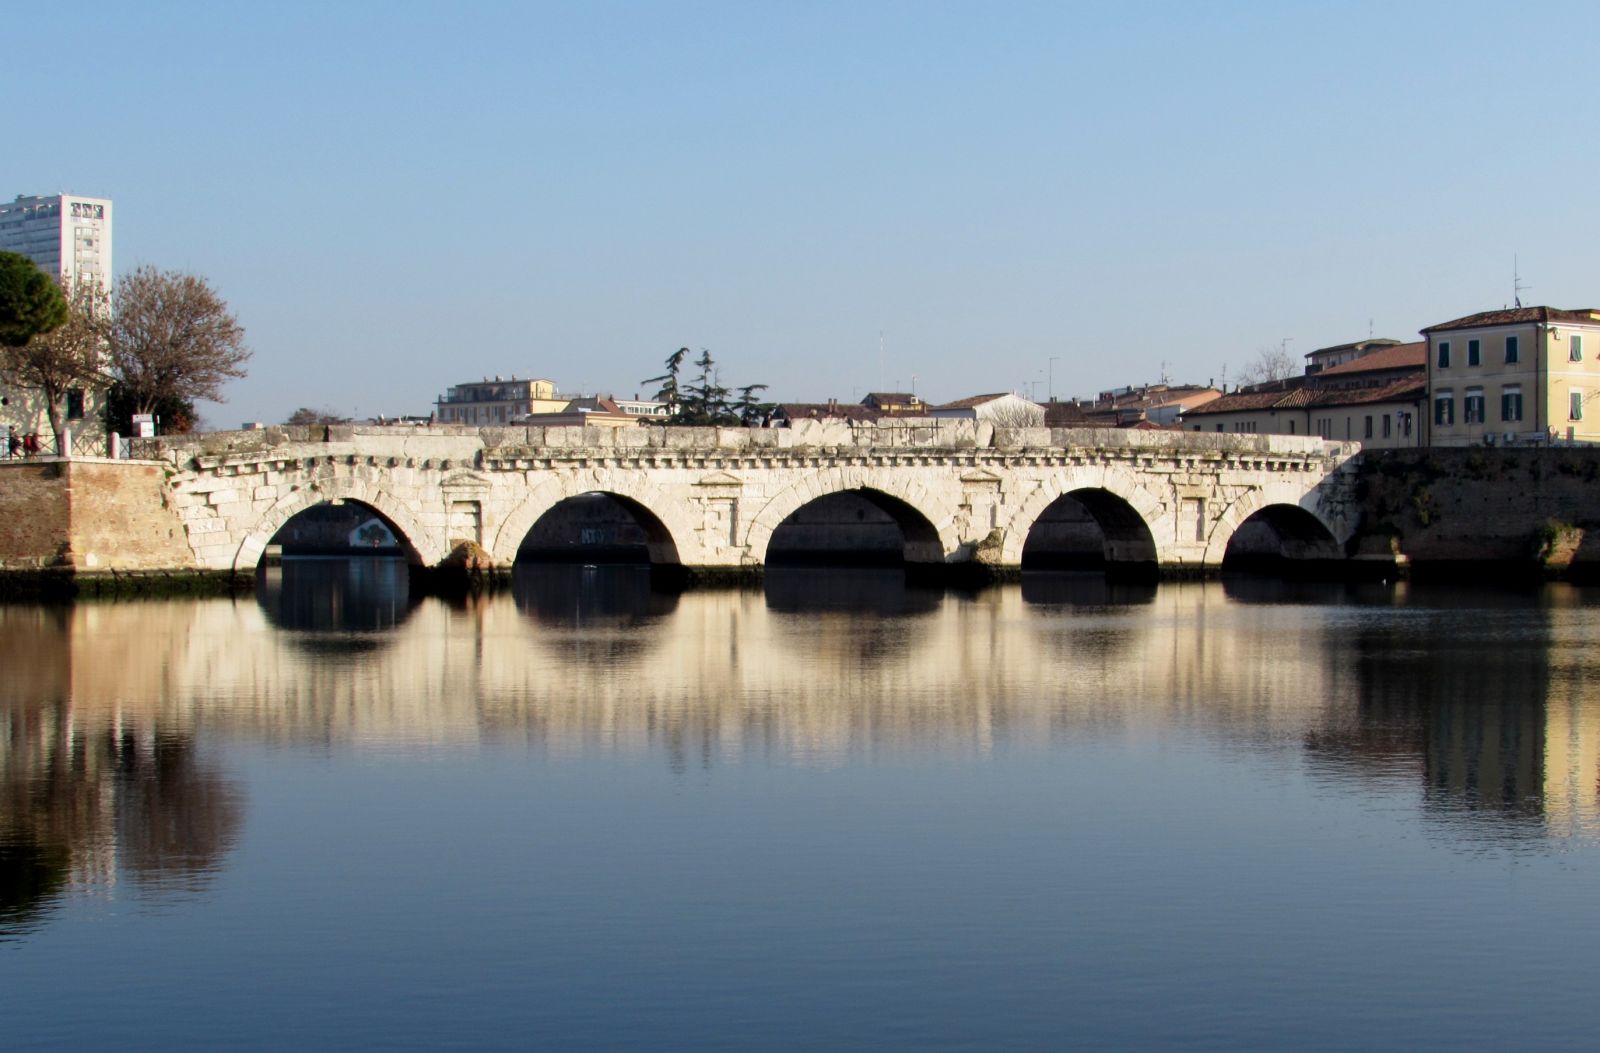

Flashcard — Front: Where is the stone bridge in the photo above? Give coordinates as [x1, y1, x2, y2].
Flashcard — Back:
[134, 418, 1362, 579]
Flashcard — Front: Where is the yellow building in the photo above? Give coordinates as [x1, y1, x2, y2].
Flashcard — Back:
[1423, 306, 1600, 446]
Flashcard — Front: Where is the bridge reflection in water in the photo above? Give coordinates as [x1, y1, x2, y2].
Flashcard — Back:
[1, 565, 1596, 846]
[7, 539, 1600, 1053]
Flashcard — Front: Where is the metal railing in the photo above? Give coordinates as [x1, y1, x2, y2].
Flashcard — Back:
[70, 430, 113, 458]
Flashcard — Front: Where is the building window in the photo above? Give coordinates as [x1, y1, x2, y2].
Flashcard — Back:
[1468, 339, 1480, 367]
[1437, 341, 1451, 368]
[1288, 419, 1296, 435]
[1505, 335, 1519, 363]
[1571, 390, 1584, 421]
[1435, 392, 1454, 426]
[1464, 388, 1485, 424]
[1382, 414, 1392, 438]
[1364, 415, 1373, 438]
[1571, 334, 1583, 362]
[1401, 412, 1413, 437]
[66, 389, 85, 420]
[1502, 386, 1522, 423]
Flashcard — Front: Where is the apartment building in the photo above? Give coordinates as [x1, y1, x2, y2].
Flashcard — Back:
[0, 193, 113, 450]
[1423, 307, 1600, 446]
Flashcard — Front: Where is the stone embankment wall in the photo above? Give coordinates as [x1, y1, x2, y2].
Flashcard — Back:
[0, 462, 71, 569]
[1356, 448, 1600, 575]
[0, 460, 193, 579]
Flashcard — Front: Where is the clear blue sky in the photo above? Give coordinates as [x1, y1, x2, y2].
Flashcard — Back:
[9, 1, 1598, 425]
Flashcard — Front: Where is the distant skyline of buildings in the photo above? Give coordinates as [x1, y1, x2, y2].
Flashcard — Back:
[3, 187, 1596, 454]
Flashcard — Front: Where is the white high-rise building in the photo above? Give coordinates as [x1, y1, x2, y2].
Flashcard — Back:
[0, 193, 114, 452]
[0, 193, 113, 290]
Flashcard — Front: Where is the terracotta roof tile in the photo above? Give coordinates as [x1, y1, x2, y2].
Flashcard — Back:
[776, 403, 882, 422]
[1305, 338, 1403, 360]
[1311, 377, 1426, 407]
[1183, 377, 1425, 417]
[1315, 341, 1425, 377]
[1042, 402, 1091, 426]
[932, 392, 1014, 410]
[1422, 306, 1600, 333]
[1183, 390, 1299, 415]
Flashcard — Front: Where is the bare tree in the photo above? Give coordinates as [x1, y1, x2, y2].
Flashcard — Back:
[105, 266, 249, 419]
[984, 399, 1047, 428]
[1, 278, 108, 452]
[1236, 345, 1299, 387]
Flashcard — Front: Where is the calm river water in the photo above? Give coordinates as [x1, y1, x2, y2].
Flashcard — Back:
[4, 560, 1600, 1050]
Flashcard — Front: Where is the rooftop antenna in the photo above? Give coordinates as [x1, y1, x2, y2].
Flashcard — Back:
[1159, 360, 1170, 385]
[1513, 254, 1530, 308]
[1368, 317, 1374, 339]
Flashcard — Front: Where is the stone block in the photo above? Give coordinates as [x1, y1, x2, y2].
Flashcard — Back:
[813, 421, 851, 446]
[185, 518, 228, 536]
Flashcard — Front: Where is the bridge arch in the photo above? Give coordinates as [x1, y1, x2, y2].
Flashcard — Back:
[744, 469, 960, 566]
[489, 476, 694, 566]
[235, 481, 439, 572]
[1000, 467, 1167, 567]
[1018, 488, 1160, 571]
[1202, 489, 1344, 568]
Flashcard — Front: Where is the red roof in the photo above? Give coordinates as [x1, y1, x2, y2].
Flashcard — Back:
[1184, 377, 1424, 417]
[1310, 376, 1427, 407]
[776, 402, 882, 422]
[1185, 387, 1307, 415]
[932, 392, 1015, 410]
[1422, 307, 1600, 333]
[1315, 341, 1425, 377]
[1042, 402, 1091, 426]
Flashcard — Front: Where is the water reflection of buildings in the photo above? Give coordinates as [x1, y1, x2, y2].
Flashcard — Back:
[1293, 589, 1600, 839]
[1, 576, 1597, 845]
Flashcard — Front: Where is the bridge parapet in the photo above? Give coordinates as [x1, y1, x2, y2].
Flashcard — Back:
[144, 419, 1350, 463]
